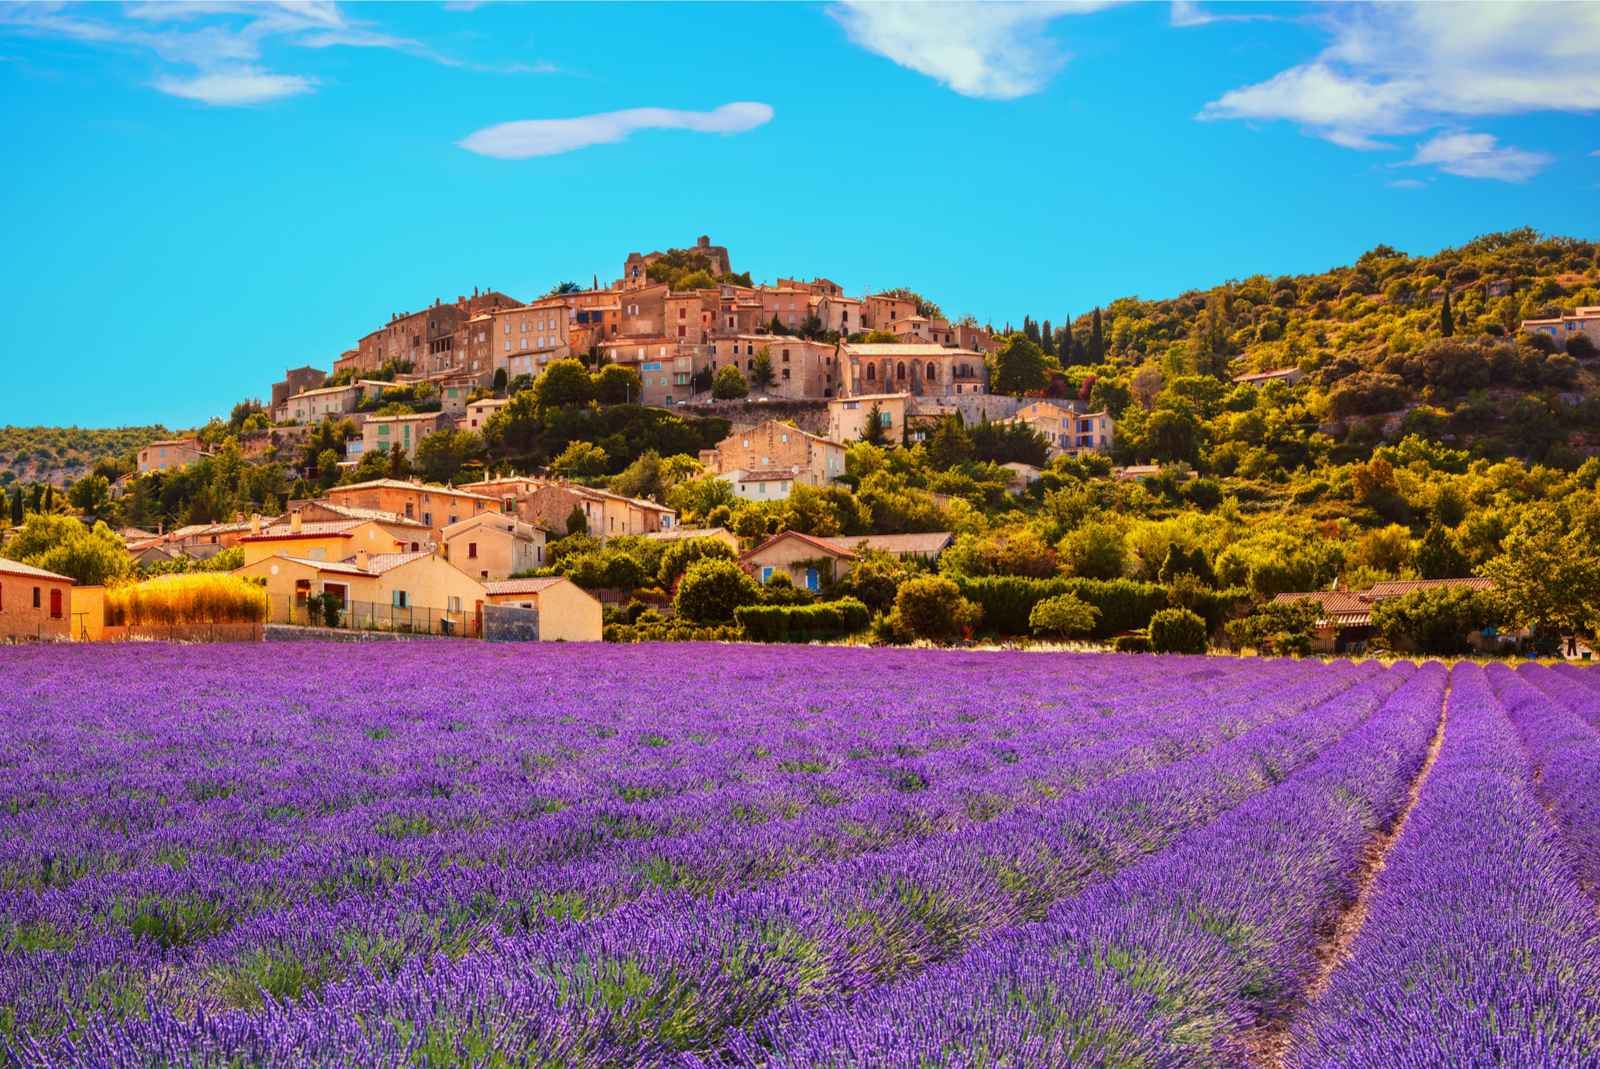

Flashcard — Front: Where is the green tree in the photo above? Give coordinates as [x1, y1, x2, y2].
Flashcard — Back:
[414, 430, 484, 485]
[991, 333, 1050, 396]
[1088, 307, 1104, 363]
[534, 359, 595, 411]
[667, 476, 737, 524]
[712, 365, 750, 400]
[1057, 521, 1126, 580]
[675, 557, 761, 624]
[1372, 585, 1504, 655]
[657, 535, 736, 590]
[927, 414, 973, 469]
[594, 364, 643, 406]
[2, 513, 130, 586]
[860, 401, 890, 447]
[892, 575, 983, 642]
[749, 349, 777, 390]
[383, 442, 412, 480]
[1088, 377, 1134, 419]
[551, 440, 611, 479]
[492, 367, 508, 394]
[316, 449, 341, 491]
[1482, 506, 1600, 637]
[66, 474, 111, 522]
[10, 486, 23, 527]
[1412, 522, 1469, 580]
[565, 505, 588, 536]
[612, 449, 668, 502]
[1029, 592, 1100, 638]
[1439, 288, 1455, 337]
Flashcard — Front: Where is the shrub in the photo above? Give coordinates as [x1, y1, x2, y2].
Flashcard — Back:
[1148, 607, 1209, 655]
[1327, 372, 1408, 419]
[893, 576, 983, 643]
[657, 536, 736, 590]
[956, 576, 1168, 638]
[674, 558, 761, 624]
[734, 598, 871, 642]
[1028, 593, 1100, 639]
[1566, 333, 1596, 360]
[1112, 633, 1150, 653]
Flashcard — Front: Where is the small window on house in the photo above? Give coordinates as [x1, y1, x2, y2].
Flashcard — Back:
[50, 588, 61, 619]
[468, 542, 478, 558]
[392, 590, 409, 608]
[33, 587, 41, 609]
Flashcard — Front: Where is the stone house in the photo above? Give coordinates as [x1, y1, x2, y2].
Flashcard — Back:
[0, 559, 74, 642]
[827, 393, 908, 444]
[482, 576, 603, 641]
[441, 513, 547, 580]
[137, 438, 207, 475]
[514, 483, 676, 538]
[1522, 306, 1600, 352]
[323, 478, 498, 543]
[234, 549, 490, 633]
[702, 420, 846, 486]
[838, 343, 987, 398]
[361, 411, 455, 463]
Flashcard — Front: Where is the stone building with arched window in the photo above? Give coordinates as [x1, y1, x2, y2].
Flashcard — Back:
[837, 343, 988, 400]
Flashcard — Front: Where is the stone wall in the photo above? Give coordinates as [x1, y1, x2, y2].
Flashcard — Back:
[263, 624, 446, 643]
[483, 604, 541, 643]
[676, 400, 831, 437]
[912, 394, 1028, 423]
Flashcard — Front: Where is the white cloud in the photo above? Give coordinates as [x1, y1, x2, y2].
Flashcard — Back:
[458, 103, 775, 159]
[1169, 1, 1271, 28]
[0, 1, 440, 105]
[1198, 2, 1597, 177]
[1405, 130, 1553, 183]
[1387, 178, 1424, 189]
[152, 66, 317, 105]
[828, 1, 1117, 100]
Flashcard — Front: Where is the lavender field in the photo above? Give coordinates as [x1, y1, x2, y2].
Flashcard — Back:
[2, 645, 1599, 1068]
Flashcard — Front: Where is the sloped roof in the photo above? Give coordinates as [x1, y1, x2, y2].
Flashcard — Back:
[0, 558, 75, 583]
[822, 532, 954, 557]
[841, 344, 982, 357]
[333, 479, 498, 503]
[1271, 590, 1374, 627]
[1367, 577, 1494, 598]
[741, 530, 857, 562]
[302, 502, 431, 528]
[644, 527, 735, 542]
[484, 576, 568, 596]
[240, 520, 366, 541]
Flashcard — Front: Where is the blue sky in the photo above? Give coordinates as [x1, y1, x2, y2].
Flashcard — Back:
[2, 1, 1596, 428]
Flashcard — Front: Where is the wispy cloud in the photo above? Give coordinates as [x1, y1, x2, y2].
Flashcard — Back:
[1405, 130, 1553, 183]
[828, 1, 1117, 100]
[0, 1, 442, 105]
[1169, 1, 1271, 28]
[458, 103, 775, 159]
[1386, 178, 1424, 189]
[1197, 2, 1597, 179]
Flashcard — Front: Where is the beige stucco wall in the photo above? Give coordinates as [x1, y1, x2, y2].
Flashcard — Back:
[0, 572, 74, 641]
[74, 585, 105, 641]
[534, 580, 602, 641]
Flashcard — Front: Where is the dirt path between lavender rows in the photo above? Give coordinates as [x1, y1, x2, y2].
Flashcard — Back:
[1242, 682, 1451, 1069]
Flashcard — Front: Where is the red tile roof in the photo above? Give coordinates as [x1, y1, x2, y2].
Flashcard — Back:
[484, 577, 568, 596]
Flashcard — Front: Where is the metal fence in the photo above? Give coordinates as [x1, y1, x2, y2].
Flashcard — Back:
[268, 595, 482, 638]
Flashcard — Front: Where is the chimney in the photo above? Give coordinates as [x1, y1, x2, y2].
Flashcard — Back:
[250, 513, 261, 535]
[289, 509, 302, 534]
[356, 549, 369, 570]
[234, 511, 243, 523]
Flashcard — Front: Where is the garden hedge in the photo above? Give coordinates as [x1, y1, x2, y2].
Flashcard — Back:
[956, 576, 1169, 638]
[734, 598, 871, 642]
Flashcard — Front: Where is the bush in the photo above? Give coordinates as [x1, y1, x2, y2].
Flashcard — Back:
[711, 365, 750, 400]
[1112, 633, 1150, 653]
[1566, 333, 1596, 360]
[734, 598, 871, 641]
[1327, 372, 1409, 419]
[1028, 593, 1100, 638]
[1148, 607, 1209, 655]
[657, 536, 736, 590]
[893, 576, 983, 642]
[956, 576, 1168, 638]
[604, 622, 744, 643]
[674, 558, 761, 624]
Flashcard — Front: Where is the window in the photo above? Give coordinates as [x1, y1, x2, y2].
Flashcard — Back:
[782, 350, 790, 361]
[405, 503, 414, 518]
[50, 589, 61, 619]
[679, 307, 687, 319]
[806, 568, 819, 592]
[423, 512, 432, 527]
[308, 547, 326, 561]
[448, 595, 462, 612]
[782, 368, 790, 379]
[866, 365, 876, 381]
[392, 590, 409, 608]
[762, 566, 774, 582]
[33, 586, 40, 609]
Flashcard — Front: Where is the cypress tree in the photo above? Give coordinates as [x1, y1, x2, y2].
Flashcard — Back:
[1089, 307, 1104, 363]
[1024, 317, 1041, 345]
[1060, 317, 1074, 361]
[1040, 319, 1055, 356]
[1440, 288, 1455, 337]
[43, 485, 53, 513]
[9, 487, 20, 526]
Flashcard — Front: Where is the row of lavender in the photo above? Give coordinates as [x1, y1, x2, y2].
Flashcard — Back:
[6, 648, 1600, 1067]
[1, 644, 1328, 1064]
